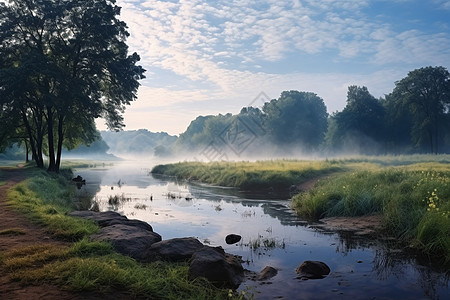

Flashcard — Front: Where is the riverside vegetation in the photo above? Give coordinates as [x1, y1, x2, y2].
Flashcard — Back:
[0, 166, 236, 299]
[152, 155, 450, 266]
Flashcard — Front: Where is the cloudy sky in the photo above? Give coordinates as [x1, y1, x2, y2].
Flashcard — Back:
[99, 0, 450, 135]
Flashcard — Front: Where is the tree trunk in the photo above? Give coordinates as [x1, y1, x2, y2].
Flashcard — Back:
[46, 106, 57, 172]
[21, 109, 42, 168]
[35, 111, 45, 168]
[25, 139, 29, 163]
[55, 114, 64, 173]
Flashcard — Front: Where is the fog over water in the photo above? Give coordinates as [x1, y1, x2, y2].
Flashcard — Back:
[75, 161, 449, 300]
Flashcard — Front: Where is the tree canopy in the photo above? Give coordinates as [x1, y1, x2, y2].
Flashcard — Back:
[0, 0, 145, 172]
[326, 86, 385, 153]
[391, 66, 450, 153]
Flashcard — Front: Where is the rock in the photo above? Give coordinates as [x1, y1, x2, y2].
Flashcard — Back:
[91, 224, 161, 261]
[68, 211, 153, 232]
[72, 175, 85, 183]
[225, 234, 242, 245]
[296, 261, 330, 279]
[189, 246, 244, 289]
[257, 266, 278, 281]
[147, 237, 205, 262]
[72, 176, 86, 189]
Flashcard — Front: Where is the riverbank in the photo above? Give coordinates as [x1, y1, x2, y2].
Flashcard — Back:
[152, 156, 450, 266]
[0, 166, 232, 299]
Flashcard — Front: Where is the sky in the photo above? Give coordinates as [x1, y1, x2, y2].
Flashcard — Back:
[6, 0, 450, 135]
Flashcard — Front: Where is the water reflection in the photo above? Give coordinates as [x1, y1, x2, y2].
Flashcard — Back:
[75, 162, 448, 299]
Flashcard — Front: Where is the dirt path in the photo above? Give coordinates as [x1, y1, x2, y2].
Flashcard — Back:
[0, 167, 132, 300]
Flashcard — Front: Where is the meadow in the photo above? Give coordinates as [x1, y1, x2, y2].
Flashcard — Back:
[0, 166, 235, 299]
[152, 155, 450, 265]
[151, 159, 343, 191]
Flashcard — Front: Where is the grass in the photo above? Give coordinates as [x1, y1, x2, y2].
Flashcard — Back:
[292, 163, 450, 265]
[151, 159, 343, 191]
[6, 169, 98, 240]
[0, 167, 234, 299]
[0, 228, 26, 236]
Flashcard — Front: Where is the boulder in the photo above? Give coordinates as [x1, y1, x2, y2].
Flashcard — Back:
[295, 261, 330, 279]
[91, 224, 161, 261]
[147, 237, 205, 261]
[68, 211, 153, 232]
[257, 266, 278, 281]
[188, 246, 244, 289]
[225, 234, 241, 245]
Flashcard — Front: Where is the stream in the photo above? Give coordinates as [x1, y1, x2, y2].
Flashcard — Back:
[75, 161, 448, 299]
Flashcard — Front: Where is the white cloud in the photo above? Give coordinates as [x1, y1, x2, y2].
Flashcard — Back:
[108, 0, 450, 134]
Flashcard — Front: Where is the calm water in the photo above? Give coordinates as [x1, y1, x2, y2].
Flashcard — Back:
[75, 161, 448, 300]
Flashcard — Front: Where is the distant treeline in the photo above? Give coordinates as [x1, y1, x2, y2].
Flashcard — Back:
[173, 66, 450, 158]
[100, 129, 177, 157]
[2, 66, 449, 161]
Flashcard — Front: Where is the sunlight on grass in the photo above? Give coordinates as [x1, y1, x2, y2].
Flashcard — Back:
[0, 167, 240, 299]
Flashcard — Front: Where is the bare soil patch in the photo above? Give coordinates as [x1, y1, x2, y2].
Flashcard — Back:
[314, 215, 383, 236]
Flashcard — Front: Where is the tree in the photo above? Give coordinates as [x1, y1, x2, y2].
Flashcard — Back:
[326, 86, 385, 153]
[263, 91, 328, 150]
[381, 93, 415, 153]
[392, 66, 450, 153]
[0, 0, 145, 172]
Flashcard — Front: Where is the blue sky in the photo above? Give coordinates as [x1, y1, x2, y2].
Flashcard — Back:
[58, 1, 450, 134]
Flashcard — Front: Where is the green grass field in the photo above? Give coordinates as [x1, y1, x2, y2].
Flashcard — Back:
[151, 159, 343, 191]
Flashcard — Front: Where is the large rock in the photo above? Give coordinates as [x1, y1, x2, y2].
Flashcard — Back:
[68, 211, 153, 232]
[147, 237, 205, 262]
[296, 261, 330, 279]
[91, 224, 161, 261]
[188, 246, 244, 289]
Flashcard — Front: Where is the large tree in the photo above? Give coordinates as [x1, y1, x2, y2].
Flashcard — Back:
[0, 0, 145, 172]
[326, 86, 385, 153]
[392, 66, 450, 153]
[263, 91, 328, 150]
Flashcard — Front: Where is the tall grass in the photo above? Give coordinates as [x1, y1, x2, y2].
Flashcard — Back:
[292, 167, 450, 264]
[152, 160, 343, 190]
[1, 168, 233, 299]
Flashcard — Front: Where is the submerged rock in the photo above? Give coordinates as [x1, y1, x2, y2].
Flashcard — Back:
[257, 266, 278, 281]
[91, 224, 161, 261]
[296, 261, 330, 279]
[189, 246, 244, 289]
[147, 237, 205, 262]
[225, 234, 242, 245]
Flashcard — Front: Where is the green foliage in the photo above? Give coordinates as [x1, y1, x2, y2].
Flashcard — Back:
[152, 160, 342, 190]
[325, 86, 386, 153]
[6, 171, 98, 240]
[0, 0, 145, 172]
[292, 164, 450, 263]
[391, 66, 450, 153]
[175, 91, 328, 155]
[263, 91, 328, 149]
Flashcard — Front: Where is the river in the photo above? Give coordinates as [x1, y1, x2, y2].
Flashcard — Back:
[75, 161, 448, 299]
